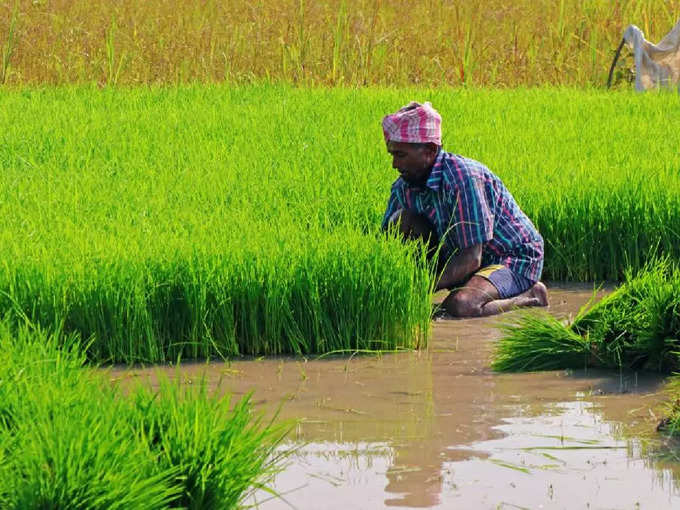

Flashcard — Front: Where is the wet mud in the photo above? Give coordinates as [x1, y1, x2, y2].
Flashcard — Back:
[111, 284, 680, 509]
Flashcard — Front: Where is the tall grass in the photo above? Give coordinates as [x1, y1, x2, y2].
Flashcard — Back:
[1, 85, 679, 361]
[0, 0, 678, 86]
[0, 321, 290, 509]
[0, 1, 18, 85]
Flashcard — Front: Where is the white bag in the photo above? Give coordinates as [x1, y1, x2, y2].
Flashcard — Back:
[609, 21, 680, 91]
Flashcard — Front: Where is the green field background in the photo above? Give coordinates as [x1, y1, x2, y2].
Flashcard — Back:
[1, 85, 678, 360]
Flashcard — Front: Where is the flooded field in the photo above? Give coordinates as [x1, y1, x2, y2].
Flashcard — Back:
[111, 284, 680, 509]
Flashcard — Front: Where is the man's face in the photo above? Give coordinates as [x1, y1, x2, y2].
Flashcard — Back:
[387, 141, 438, 186]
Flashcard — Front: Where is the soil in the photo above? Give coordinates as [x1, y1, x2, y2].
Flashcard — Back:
[110, 283, 680, 509]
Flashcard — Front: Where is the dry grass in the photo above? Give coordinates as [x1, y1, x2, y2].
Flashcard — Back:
[1, 0, 678, 87]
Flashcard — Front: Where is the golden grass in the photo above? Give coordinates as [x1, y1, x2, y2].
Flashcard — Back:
[1, 0, 678, 87]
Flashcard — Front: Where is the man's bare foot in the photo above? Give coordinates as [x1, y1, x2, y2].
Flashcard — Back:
[527, 281, 549, 307]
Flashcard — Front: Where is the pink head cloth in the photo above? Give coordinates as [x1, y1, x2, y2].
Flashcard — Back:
[381, 101, 442, 146]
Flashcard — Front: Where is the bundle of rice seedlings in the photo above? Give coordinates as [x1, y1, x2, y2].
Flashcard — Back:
[0, 322, 291, 509]
[494, 259, 680, 373]
[572, 260, 680, 372]
[0, 324, 178, 510]
[492, 313, 591, 372]
[658, 377, 680, 436]
[129, 376, 291, 510]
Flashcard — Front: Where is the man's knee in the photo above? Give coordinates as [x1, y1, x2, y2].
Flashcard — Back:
[443, 290, 483, 318]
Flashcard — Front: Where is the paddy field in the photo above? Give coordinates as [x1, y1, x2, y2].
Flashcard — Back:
[2, 86, 680, 362]
[4, 0, 680, 507]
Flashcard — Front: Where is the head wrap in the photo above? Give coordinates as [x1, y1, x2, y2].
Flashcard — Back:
[381, 101, 442, 146]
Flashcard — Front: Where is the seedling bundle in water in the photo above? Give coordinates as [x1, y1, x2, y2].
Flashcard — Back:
[493, 260, 680, 373]
[0, 322, 290, 509]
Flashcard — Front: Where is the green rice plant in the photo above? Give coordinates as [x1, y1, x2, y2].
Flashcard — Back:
[492, 313, 591, 372]
[659, 378, 680, 436]
[0, 323, 179, 509]
[0, 86, 679, 361]
[494, 260, 680, 373]
[0, 321, 291, 508]
[130, 377, 290, 509]
[104, 17, 127, 87]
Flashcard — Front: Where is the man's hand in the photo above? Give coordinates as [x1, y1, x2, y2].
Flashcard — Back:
[434, 244, 482, 291]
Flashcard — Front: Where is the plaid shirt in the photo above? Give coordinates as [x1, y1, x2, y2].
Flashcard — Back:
[381, 150, 544, 282]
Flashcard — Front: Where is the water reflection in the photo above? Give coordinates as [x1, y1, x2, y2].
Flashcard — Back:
[260, 398, 680, 509]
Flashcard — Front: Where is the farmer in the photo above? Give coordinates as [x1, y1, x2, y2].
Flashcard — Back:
[381, 101, 548, 317]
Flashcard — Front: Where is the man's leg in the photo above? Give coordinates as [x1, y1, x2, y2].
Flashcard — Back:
[442, 275, 548, 318]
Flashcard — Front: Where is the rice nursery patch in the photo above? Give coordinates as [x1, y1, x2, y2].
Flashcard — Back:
[0, 321, 289, 509]
[1, 85, 679, 362]
[493, 260, 680, 373]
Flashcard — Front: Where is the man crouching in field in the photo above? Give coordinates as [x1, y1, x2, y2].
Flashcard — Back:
[381, 101, 548, 317]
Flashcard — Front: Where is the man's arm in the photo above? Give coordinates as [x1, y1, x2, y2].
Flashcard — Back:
[434, 243, 482, 291]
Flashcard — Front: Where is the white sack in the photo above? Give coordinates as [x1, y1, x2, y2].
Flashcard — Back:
[623, 21, 680, 91]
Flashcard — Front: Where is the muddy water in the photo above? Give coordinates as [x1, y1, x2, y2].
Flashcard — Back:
[112, 284, 680, 509]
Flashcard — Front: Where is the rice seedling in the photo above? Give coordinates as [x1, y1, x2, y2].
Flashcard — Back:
[658, 379, 680, 437]
[0, 85, 679, 361]
[493, 260, 680, 373]
[130, 378, 290, 509]
[0, 323, 179, 509]
[1, 0, 678, 87]
[0, 321, 291, 509]
[492, 313, 591, 372]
